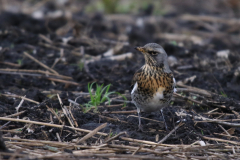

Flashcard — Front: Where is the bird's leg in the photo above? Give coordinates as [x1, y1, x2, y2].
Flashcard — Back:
[160, 108, 168, 131]
[137, 108, 143, 132]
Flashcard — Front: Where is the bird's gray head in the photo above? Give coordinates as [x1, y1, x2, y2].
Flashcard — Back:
[135, 43, 170, 70]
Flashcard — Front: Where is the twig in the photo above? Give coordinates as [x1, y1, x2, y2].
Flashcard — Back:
[23, 52, 59, 75]
[103, 110, 137, 114]
[180, 14, 240, 25]
[45, 105, 63, 124]
[202, 136, 240, 145]
[174, 93, 209, 107]
[127, 115, 163, 123]
[99, 115, 128, 124]
[207, 108, 219, 113]
[120, 137, 187, 147]
[213, 133, 239, 140]
[196, 117, 240, 127]
[0, 61, 21, 67]
[176, 83, 213, 97]
[156, 33, 203, 45]
[158, 122, 184, 144]
[150, 122, 184, 150]
[0, 117, 107, 136]
[57, 94, 74, 127]
[15, 95, 25, 119]
[2, 94, 39, 104]
[39, 34, 53, 44]
[105, 132, 127, 143]
[0, 68, 72, 80]
[4, 110, 26, 118]
[46, 77, 80, 86]
[0, 121, 11, 130]
[76, 123, 107, 144]
[218, 124, 230, 136]
[132, 145, 143, 155]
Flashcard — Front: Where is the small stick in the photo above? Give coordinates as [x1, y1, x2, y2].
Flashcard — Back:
[174, 93, 209, 107]
[158, 122, 184, 144]
[57, 94, 74, 127]
[176, 83, 213, 97]
[202, 136, 240, 145]
[39, 34, 53, 44]
[56, 133, 62, 142]
[0, 61, 21, 67]
[15, 95, 25, 119]
[132, 145, 143, 155]
[203, 112, 233, 116]
[195, 118, 240, 127]
[2, 94, 39, 104]
[68, 107, 78, 127]
[45, 105, 63, 124]
[0, 121, 11, 130]
[127, 115, 163, 123]
[0, 68, 72, 80]
[207, 108, 219, 113]
[46, 77, 80, 86]
[5, 110, 26, 118]
[99, 115, 128, 124]
[120, 137, 180, 147]
[218, 124, 231, 136]
[103, 110, 137, 114]
[105, 132, 127, 143]
[151, 122, 184, 149]
[23, 52, 59, 75]
[213, 133, 239, 140]
[76, 123, 107, 144]
[0, 117, 107, 136]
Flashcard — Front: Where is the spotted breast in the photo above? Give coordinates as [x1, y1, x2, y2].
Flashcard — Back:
[131, 64, 176, 112]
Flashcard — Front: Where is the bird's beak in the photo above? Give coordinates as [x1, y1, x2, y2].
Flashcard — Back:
[135, 47, 145, 53]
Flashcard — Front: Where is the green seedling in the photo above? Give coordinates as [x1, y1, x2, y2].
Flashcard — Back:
[17, 59, 22, 66]
[170, 41, 177, 46]
[109, 132, 113, 137]
[10, 43, 14, 49]
[78, 61, 84, 71]
[220, 91, 227, 98]
[192, 96, 197, 100]
[82, 82, 126, 113]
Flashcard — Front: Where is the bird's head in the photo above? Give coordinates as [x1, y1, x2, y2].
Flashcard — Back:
[135, 43, 169, 68]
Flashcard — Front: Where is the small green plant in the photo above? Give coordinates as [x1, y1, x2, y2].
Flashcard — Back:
[17, 128, 23, 131]
[82, 82, 126, 113]
[170, 41, 177, 46]
[220, 91, 227, 98]
[109, 132, 113, 137]
[17, 59, 22, 66]
[109, 132, 117, 137]
[201, 130, 204, 135]
[55, 109, 58, 114]
[10, 43, 14, 49]
[192, 96, 197, 100]
[78, 60, 84, 71]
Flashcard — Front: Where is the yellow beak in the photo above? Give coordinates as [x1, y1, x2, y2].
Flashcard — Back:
[135, 47, 145, 53]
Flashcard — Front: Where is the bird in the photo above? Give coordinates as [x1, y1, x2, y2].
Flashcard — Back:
[131, 43, 176, 131]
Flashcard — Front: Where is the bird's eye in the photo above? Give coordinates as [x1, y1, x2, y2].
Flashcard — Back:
[150, 51, 158, 55]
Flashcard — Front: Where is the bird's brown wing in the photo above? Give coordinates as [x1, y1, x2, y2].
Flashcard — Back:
[131, 68, 143, 90]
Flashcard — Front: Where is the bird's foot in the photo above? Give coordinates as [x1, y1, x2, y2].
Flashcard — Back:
[138, 124, 144, 132]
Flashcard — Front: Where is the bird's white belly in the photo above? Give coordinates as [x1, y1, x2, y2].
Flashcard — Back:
[149, 92, 163, 106]
[140, 87, 166, 112]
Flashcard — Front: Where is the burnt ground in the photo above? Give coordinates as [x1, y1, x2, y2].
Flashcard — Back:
[0, 1, 240, 159]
